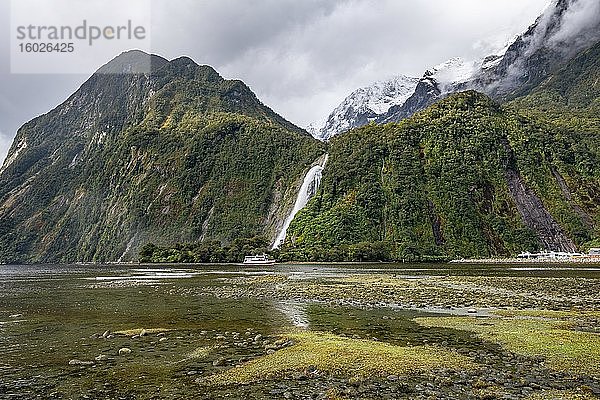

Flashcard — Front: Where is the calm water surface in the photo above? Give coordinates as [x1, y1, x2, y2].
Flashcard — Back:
[1, 263, 598, 399]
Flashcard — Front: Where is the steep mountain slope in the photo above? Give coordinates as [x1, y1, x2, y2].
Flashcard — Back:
[315, 0, 600, 137]
[380, 58, 476, 124]
[381, 0, 600, 126]
[0, 51, 324, 263]
[282, 91, 599, 261]
[315, 76, 419, 140]
[475, 0, 600, 101]
[509, 39, 600, 132]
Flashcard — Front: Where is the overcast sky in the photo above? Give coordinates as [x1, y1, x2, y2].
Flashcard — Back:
[0, 0, 550, 164]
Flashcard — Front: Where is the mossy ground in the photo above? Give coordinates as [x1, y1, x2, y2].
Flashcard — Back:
[494, 309, 600, 320]
[415, 312, 600, 376]
[525, 389, 598, 400]
[203, 331, 476, 385]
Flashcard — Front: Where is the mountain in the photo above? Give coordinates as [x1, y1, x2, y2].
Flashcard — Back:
[281, 87, 600, 261]
[314, 0, 600, 137]
[379, 58, 477, 124]
[474, 0, 600, 101]
[509, 39, 600, 132]
[314, 75, 419, 140]
[0, 50, 324, 263]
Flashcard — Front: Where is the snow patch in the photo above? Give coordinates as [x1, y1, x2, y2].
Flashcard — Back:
[424, 57, 478, 92]
[0, 138, 27, 174]
[314, 75, 419, 140]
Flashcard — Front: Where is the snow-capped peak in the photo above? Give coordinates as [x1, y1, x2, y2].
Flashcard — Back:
[312, 75, 419, 140]
[423, 57, 478, 91]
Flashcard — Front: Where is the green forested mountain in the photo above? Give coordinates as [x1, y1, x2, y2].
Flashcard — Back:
[509, 40, 600, 134]
[0, 51, 324, 263]
[281, 88, 600, 261]
[2, 42, 599, 264]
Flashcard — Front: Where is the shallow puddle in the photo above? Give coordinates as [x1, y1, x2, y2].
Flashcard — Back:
[1, 263, 599, 399]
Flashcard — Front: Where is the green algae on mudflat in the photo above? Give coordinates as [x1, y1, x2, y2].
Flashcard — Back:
[525, 389, 598, 400]
[414, 315, 600, 376]
[494, 309, 600, 320]
[202, 331, 476, 385]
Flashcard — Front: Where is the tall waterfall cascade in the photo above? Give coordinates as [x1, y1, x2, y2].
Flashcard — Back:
[272, 154, 329, 249]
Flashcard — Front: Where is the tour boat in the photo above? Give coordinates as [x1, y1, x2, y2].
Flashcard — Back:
[242, 254, 276, 265]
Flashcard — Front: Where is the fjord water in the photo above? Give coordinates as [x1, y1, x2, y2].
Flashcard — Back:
[1, 263, 599, 399]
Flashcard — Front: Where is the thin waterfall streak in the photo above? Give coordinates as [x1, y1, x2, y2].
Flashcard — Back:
[272, 154, 329, 249]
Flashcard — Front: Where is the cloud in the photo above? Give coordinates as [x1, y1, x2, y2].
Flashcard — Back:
[549, 0, 600, 47]
[0, 130, 12, 166]
[153, 0, 549, 126]
[0, 0, 550, 143]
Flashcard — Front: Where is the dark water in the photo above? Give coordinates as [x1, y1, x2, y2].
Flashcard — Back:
[0, 263, 598, 399]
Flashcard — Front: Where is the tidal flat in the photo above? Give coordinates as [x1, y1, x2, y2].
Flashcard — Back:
[0, 263, 599, 399]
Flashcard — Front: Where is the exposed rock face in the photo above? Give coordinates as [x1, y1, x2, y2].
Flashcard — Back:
[505, 169, 577, 252]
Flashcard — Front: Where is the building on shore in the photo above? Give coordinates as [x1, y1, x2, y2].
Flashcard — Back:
[517, 251, 583, 260]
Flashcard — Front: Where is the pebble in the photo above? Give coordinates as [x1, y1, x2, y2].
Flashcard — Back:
[212, 357, 226, 367]
[118, 348, 132, 355]
[68, 359, 94, 366]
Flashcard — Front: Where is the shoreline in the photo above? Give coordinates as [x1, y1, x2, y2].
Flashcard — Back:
[450, 257, 600, 265]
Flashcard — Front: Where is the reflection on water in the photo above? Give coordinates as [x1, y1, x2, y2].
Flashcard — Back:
[274, 300, 310, 329]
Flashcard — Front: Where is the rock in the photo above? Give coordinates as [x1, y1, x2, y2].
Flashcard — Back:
[9, 314, 23, 318]
[95, 354, 108, 361]
[102, 330, 110, 338]
[254, 334, 263, 342]
[467, 308, 477, 314]
[140, 329, 148, 337]
[212, 357, 226, 367]
[387, 375, 399, 382]
[305, 365, 318, 376]
[69, 359, 94, 366]
[118, 348, 132, 355]
[157, 332, 165, 337]
[266, 349, 275, 355]
[159, 337, 168, 342]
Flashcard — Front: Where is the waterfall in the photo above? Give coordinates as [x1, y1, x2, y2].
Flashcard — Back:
[272, 154, 329, 249]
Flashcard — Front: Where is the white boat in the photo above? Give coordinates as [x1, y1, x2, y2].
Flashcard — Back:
[242, 254, 276, 265]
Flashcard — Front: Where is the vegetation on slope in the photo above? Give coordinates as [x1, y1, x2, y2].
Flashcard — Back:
[509, 41, 600, 134]
[0, 53, 324, 263]
[281, 91, 599, 261]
